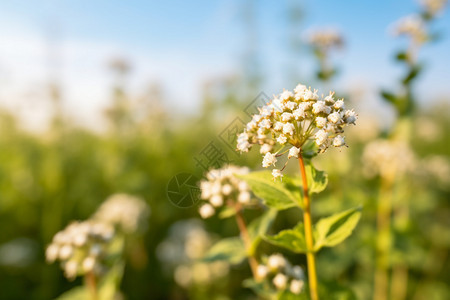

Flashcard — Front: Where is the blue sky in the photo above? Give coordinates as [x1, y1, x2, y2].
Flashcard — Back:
[0, 0, 449, 129]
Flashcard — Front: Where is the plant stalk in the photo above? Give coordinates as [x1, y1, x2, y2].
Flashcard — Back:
[298, 153, 319, 300]
[85, 271, 98, 300]
[234, 203, 259, 279]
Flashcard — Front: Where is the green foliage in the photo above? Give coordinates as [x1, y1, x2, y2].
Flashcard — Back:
[304, 164, 328, 194]
[314, 207, 362, 251]
[238, 171, 303, 210]
[202, 237, 246, 265]
[264, 222, 308, 253]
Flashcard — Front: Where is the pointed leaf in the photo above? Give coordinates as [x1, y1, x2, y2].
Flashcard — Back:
[264, 222, 308, 253]
[314, 207, 362, 251]
[305, 164, 328, 194]
[202, 237, 246, 265]
[238, 171, 303, 210]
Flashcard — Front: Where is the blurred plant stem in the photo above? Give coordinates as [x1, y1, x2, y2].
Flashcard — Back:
[234, 203, 259, 279]
[85, 271, 98, 300]
[298, 152, 319, 300]
[374, 172, 394, 300]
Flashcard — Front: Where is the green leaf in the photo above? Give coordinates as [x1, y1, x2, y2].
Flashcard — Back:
[380, 90, 398, 105]
[238, 171, 303, 210]
[264, 222, 308, 253]
[248, 209, 277, 254]
[395, 51, 408, 62]
[314, 207, 362, 251]
[305, 164, 328, 194]
[402, 64, 422, 85]
[202, 237, 246, 265]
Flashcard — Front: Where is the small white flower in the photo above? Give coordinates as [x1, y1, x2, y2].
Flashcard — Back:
[238, 191, 251, 204]
[333, 135, 345, 147]
[283, 123, 295, 136]
[259, 119, 272, 129]
[314, 130, 328, 146]
[59, 245, 73, 260]
[285, 101, 297, 111]
[64, 260, 78, 279]
[290, 279, 304, 294]
[280, 90, 294, 101]
[316, 116, 327, 128]
[324, 92, 335, 104]
[199, 204, 215, 219]
[238, 181, 249, 192]
[46, 244, 59, 263]
[272, 169, 283, 180]
[210, 194, 223, 207]
[312, 101, 331, 114]
[73, 233, 87, 247]
[274, 122, 284, 131]
[82, 256, 96, 272]
[267, 254, 286, 270]
[294, 84, 307, 95]
[293, 108, 305, 120]
[328, 111, 341, 124]
[273, 273, 288, 290]
[288, 146, 300, 159]
[281, 112, 293, 122]
[277, 135, 287, 145]
[256, 264, 268, 279]
[344, 109, 357, 124]
[222, 184, 232, 195]
[262, 152, 277, 168]
[260, 144, 272, 154]
[334, 99, 345, 110]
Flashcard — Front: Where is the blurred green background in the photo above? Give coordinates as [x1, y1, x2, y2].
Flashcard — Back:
[0, 1, 449, 299]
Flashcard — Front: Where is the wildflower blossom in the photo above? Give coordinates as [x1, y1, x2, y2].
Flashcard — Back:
[198, 165, 256, 218]
[93, 193, 150, 234]
[237, 83, 357, 178]
[306, 28, 344, 50]
[257, 253, 305, 295]
[46, 220, 115, 280]
[362, 139, 416, 179]
[392, 14, 427, 44]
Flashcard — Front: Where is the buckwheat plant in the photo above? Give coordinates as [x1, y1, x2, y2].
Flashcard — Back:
[305, 28, 344, 82]
[198, 165, 267, 278]
[46, 220, 115, 299]
[235, 83, 361, 300]
[255, 253, 305, 297]
[46, 194, 150, 300]
[372, 2, 447, 299]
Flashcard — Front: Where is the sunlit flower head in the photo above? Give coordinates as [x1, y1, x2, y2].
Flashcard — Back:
[237, 83, 357, 178]
[257, 253, 305, 295]
[198, 165, 258, 218]
[46, 220, 115, 280]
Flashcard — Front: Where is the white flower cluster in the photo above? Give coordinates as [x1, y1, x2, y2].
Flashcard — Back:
[156, 220, 229, 288]
[362, 139, 416, 179]
[93, 193, 150, 234]
[306, 28, 343, 50]
[45, 221, 114, 280]
[420, 0, 447, 16]
[237, 83, 357, 178]
[198, 165, 254, 219]
[392, 14, 427, 44]
[256, 254, 305, 295]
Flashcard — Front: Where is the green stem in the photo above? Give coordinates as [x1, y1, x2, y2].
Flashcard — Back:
[298, 152, 319, 300]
